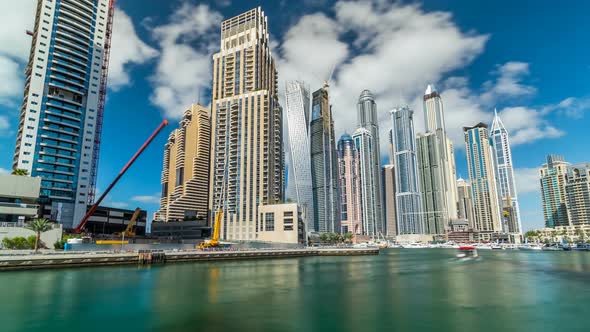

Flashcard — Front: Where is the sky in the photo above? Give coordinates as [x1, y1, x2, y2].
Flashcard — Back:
[0, 0, 589, 231]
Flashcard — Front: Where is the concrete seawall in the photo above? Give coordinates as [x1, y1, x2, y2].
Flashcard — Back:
[0, 248, 379, 271]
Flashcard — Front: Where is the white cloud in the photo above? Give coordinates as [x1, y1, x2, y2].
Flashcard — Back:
[0, 168, 9, 174]
[278, 0, 488, 156]
[0, 115, 10, 130]
[0, 1, 35, 105]
[514, 167, 541, 195]
[110, 202, 129, 209]
[480, 62, 536, 103]
[150, 3, 222, 119]
[109, 8, 159, 90]
[131, 194, 161, 205]
[498, 106, 565, 145]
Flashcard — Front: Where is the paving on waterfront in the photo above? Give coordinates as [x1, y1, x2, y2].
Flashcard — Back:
[1, 249, 590, 332]
[0, 248, 379, 271]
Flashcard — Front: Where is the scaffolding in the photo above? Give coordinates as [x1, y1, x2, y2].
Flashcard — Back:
[89, 0, 115, 204]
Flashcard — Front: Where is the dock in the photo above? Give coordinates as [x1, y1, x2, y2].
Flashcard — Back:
[0, 248, 379, 271]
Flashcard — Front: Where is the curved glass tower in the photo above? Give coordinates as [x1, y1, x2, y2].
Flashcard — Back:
[285, 80, 314, 230]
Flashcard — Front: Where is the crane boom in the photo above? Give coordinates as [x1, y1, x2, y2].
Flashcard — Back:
[123, 207, 141, 236]
[73, 119, 169, 233]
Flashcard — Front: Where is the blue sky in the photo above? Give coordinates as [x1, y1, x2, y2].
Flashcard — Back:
[0, 0, 589, 231]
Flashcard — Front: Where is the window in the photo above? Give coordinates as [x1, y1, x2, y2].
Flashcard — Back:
[265, 212, 275, 231]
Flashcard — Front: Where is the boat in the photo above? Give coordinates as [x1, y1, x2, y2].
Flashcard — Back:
[491, 244, 503, 250]
[518, 244, 542, 251]
[401, 242, 429, 249]
[542, 243, 561, 251]
[456, 246, 478, 258]
[573, 243, 590, 251]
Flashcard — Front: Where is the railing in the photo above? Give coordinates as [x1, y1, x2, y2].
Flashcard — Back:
[0, 202, 39, 210]
[0, 221, 27, 228]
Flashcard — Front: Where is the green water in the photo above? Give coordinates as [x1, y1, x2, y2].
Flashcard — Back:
[1, 249, 590, 332]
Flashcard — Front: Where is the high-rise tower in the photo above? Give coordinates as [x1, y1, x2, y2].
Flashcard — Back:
[539, 155, 571, 228]
[382, 164, 397, 237]
[457, 178, 476, 229]
[285, 80, 314, 229]
[391, 106, 424, 235]
[13, 0, 115, 228]
[155, 104, 211, 222]
[416, 132, 446, 234]
[356, 90, 384, 235]
[421, 85, 458, 229]
[209, 7, 284, 240]
[490, 110, 522, 234]
[463, 123, 503, 240]
[310, 83, 340, 233]
[337, 134, 362, 234]
[353, 128, 379, 236]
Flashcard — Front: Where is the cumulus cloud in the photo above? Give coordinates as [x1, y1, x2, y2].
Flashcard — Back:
[149, 3, 222, 119]
[110, 202, 130, 209]
[480, 62, 536, 103]
[277, 0, 489, 156]
[0, 167, 9, 174]
[131, 194, 161, 205]
[514, 167, 541, 195]
[109, 8, 159, 90]
[498, 106, 565, 145]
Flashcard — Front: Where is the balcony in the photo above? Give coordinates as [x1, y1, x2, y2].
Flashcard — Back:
[0, 202, 39, 218]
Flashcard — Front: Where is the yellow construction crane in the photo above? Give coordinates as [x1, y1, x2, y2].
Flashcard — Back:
[115, 207, 141, 237]
[197, 209, 222, 249]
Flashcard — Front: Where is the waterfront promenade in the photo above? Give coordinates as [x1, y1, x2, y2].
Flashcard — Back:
[0, 247, 379, 271]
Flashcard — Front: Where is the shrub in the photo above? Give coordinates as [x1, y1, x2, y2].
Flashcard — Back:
[1, 236, 37, 250]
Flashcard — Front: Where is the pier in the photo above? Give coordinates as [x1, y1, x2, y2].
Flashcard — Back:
[0, 248, 379, 271]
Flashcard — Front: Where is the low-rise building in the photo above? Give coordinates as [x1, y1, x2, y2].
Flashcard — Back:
[150, 220, 211, 240]
[83, 206, 147, 236]
[0, 174, 41, 223]
[257, 204, 306, 244]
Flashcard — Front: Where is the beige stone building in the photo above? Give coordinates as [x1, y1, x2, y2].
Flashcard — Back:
[155, 104, 211, 222]
[257, 204, 305, 244]
[209, 8, 284, 240]
[382, 164, 397, 238]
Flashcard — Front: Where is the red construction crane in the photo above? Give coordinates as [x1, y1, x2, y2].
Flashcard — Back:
[73, 119, 169, 234]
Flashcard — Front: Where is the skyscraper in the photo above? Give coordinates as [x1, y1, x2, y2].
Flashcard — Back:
[391, 106, 424, 235]
[382, 164, 397, 238]
[310, 83, 340, 233]
[463, 123, 502, 240]
[155, 104, 211, 223]
[209, 7, 284, 240]
[285, 81, 314, 230]
[416, 132, 446, 234]
[353, 128, 379, 236]
[13, 0, 114, 228]
[540, 155, 571, 228]
[357, 90, 384, 234]
[337, 134, 362, 234]
[457, 178, 476, 229]
[421, 85, 458, 229]
[490, 110, 522, 234]
[565, 163, 590, 226]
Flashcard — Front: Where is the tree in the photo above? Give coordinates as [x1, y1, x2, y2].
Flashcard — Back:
[11, 169, 29, 176]
[26, 218, 53, 254]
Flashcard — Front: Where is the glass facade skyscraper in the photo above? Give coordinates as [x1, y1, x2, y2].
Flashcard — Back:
[540, 155, 571, 228]
[391, 106, 424, 234]
[356, 90, 384, 234]
[353, 127, 379, 236]
[463, 123, 503, 240]
[13, 0, 114, 228]
[285, 80, 314, 230]
[310, 83, 340, 233]
[490, 110, 522, 234]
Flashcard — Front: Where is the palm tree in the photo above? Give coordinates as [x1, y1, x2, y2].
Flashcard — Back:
[11, 169, 29, 176]
[26, 218, 53, 254]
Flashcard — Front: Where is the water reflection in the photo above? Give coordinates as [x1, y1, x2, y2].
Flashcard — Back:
[1, 251, 590, 332]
